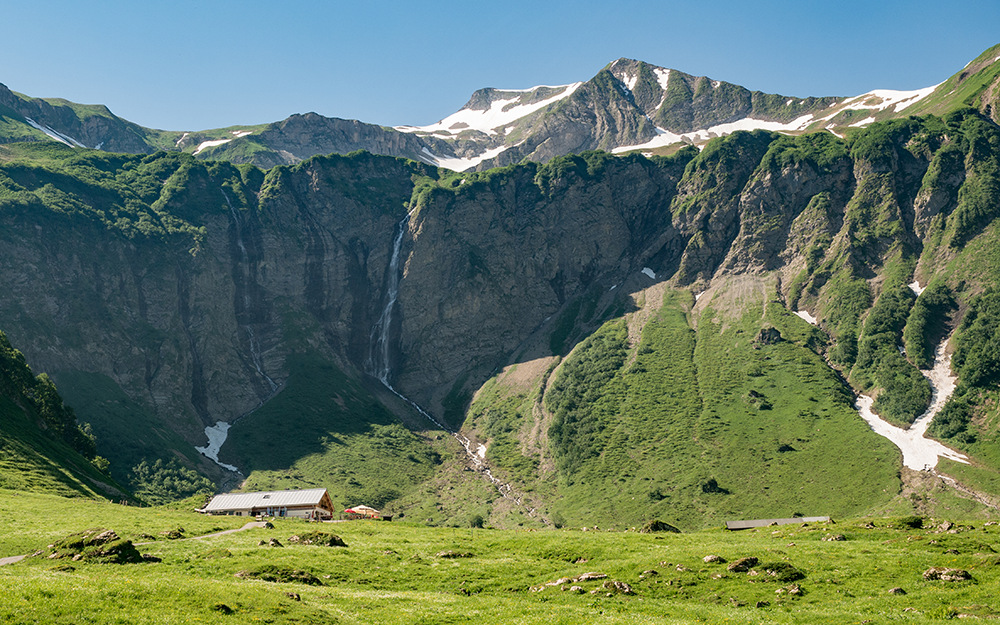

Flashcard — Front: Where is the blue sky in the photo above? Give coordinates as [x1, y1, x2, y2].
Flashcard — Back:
[3, 0, 999, 131]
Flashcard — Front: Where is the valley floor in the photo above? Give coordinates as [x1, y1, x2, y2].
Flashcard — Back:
[2, 491, 999, 623]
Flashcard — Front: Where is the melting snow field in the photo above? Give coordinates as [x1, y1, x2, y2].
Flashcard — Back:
[397, 83, 583, 137]
[909, 281, 925, 295]
[195, 421, 241, 473]
[855, 340, 969, 470]
[611, 114, 816, 154]
[641, 267, 656, 279]
[794, 310, 818, 325]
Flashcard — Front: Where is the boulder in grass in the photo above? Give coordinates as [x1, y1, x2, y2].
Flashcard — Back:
[436, 550, 473, 559]
[639, 520, 680, 534]
[295, 532, 348, 547]
[703, 554, 726, 564]
[923, 567, 972, 581]
[727, 557, 759, 573]
[235, 565, 322, 585]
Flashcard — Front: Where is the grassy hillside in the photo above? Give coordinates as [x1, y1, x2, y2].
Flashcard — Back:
[1, 491, 999, 623]
[0, 330, 126, 499]
[464, 285, 904, 531]
[220, 350, 446, 511]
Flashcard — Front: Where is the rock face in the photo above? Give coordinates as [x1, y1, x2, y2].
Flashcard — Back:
[0, 83, 157, 153]
[2, 108, 1000, 503]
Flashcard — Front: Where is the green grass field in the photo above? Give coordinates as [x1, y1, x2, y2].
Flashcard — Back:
[1, 490, 999, 623]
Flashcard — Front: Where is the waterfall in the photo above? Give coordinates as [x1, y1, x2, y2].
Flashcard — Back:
[224, 190, 276, 393]
[196, 190, 285, 477]
[366, 211, 538, 518]
[367, 212, 411, 384]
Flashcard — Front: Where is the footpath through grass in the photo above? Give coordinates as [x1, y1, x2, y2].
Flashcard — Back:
[2, 491, 999, 623]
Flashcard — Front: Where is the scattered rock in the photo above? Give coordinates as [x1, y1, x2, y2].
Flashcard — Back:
[575, 572, 608, 581]
[262, 522, 275, 529]
[574, 557, 588, 564]
[569, 585, 584, 594]
[727, 557, 759, 573]
[938, 521, 954, 532]
[888, 587, 907, 595]
[703, 555, 726, 564]
[268, 539, 283, 548]
[91, 530, 119, 545]
[639, 520, 680, 534]
[761, 562, 806, 583]
[923, 567, 972, 582]
[159, 529, 184, 540]
[284, 592, 301, 601]
[822, 534, 847, 542]
[754, 327, 782, 346]
[293, 532, 347, 547]
[775, 584, 803, 596]
[235, 566, 322, 585]
[287, 535, 301, 544]
[945, 548, 959, 555]
[257, 540, 267, 546]
[755, 601, 770, 608]
[639, 569, 658, 579]
[602, 580, 634, 595]
[436, 550, 473, 559]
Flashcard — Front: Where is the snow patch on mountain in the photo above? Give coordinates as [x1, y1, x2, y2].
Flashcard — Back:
[831, 83, 940, 118]
[654, 68, 671, 90]
[418, 143, 513, 172]
[612, 113, 815, 153]
[794, 310, 818, 325]
[854, 339, 968, 470]
[24, 117, 86, 148]
[194, 138, 233, 155]
[398, 83, 583, 137]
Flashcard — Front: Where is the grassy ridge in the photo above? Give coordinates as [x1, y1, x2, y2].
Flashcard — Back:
[2, 491, 999, 623]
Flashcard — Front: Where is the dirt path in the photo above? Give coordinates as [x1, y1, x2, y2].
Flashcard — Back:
[0, 521, 268, 566]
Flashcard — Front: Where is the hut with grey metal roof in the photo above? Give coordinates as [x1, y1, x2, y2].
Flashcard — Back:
[201, 488, 335, 521]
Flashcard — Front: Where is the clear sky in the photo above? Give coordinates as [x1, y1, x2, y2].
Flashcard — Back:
[3, 0, 999, 131]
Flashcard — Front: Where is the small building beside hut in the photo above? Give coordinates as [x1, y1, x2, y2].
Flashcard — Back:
[200, 488, 335, 521]
[342, 504, 391, 521]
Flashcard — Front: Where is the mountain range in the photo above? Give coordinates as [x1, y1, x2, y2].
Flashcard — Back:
[2, 43, 1000, 529]
[4, 44, 999, 171]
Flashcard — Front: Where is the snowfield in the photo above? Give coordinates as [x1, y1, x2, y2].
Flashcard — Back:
[855, 339, 969, 470]
[195, 421, 241, 473]
[611, 114, 816, 154]
[794, 310, 818, 325]
[397, 83, 583, 137]
[194, 138, 233, 155]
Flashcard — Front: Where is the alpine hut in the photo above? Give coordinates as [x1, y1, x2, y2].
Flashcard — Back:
[200, 488, 335, 520]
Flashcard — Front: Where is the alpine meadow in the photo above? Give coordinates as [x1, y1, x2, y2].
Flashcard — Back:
[3, 40, 1000, 623]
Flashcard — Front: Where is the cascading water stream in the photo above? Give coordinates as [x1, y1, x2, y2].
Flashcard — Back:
[368, 212, 536, 515]
[224, 190, 277, 394]
[195, 191, 283, 476]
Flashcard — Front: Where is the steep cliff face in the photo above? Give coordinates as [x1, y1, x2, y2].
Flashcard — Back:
[3, 108, 1000, 525]
[392, 152, 691, 410]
